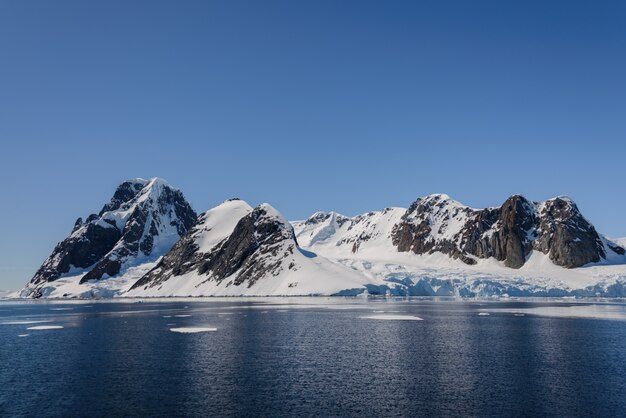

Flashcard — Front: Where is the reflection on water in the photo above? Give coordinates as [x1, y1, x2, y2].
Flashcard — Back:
[489, 303, 626, 321]
[0, 299, 625, 417]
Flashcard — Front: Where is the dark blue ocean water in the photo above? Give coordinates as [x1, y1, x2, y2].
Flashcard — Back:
[0, 298, 625, 418]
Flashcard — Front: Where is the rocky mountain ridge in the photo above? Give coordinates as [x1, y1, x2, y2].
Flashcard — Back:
[294, 194, 624, 269]
[19, 180, 626, 298]
[391, 194, 621, 269]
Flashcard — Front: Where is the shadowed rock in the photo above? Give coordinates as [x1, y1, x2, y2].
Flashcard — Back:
[132, 204, 297, 292]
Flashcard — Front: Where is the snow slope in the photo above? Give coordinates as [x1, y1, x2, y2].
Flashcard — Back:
[127, 202, 378, 297]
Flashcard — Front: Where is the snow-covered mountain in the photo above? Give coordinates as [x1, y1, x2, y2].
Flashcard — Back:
[292, 194, 626, 297]
[17, 180, 626, 298]
[20, 178, 196, 298]
[294, 194, 624, 267]
[126, 200, 375, 296]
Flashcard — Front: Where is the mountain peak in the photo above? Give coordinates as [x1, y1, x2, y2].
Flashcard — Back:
[256, 203, 289, 225]
[123, 177, 150, 186]
[413, 194, 466, 211]
[423, 193, 452, 201]
[145, 177, 172, 189]
[21, 178, 196, 297]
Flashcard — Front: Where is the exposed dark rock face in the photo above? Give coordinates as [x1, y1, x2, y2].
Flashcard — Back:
[392, 194, 617, 269]
[533, 197, 606, 267]
[78, 182, 196, 283]
[29, 222, 123, 292]
[198, 205, 294, 287]
[98, 180, 147, 215]
[464, 195, 536, 268]
[392, 194, 485, 265]
[132, 204, 297, 292]
[129, 228, 204, 291]
[22, 178, 196, 297]
[608, 243, 626, 256]
[304, 211, 350, 228]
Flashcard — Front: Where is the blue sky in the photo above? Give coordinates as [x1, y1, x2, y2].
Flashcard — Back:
[1, 0, 625, 289]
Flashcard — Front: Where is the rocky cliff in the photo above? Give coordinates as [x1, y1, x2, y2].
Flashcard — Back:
[391, 194, 617, 268]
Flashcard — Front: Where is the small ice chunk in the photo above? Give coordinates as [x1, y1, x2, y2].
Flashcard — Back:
[169, 327, 217, 333]
[361, 315, 423, 321]
[27, 325, 64, 330]
[478, 312, 490, 316]
[174, 315, 191, 318]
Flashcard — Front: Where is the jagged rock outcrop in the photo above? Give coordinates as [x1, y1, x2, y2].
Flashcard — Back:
[391, 194, 615, 269]
[130, 199, 253, 291]
[21, 178, 196, 297]
[132, 203, 297, 291]
[198, 204, 295, 286]
[533, 197, 606, 267]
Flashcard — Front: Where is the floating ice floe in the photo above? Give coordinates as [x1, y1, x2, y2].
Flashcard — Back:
[27, 325, 64, 330]
[174, 314, 191, 318]
[361, 314, 423, 321]
[478, 312, 490, 316]
[17, 334, 29, 337]
[169, 327, 217, 333]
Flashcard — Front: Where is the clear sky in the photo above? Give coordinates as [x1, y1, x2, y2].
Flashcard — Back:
[1, 0, 625, 290]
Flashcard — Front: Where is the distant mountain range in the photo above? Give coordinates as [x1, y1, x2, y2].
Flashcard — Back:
[18, 178, 626, 298]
